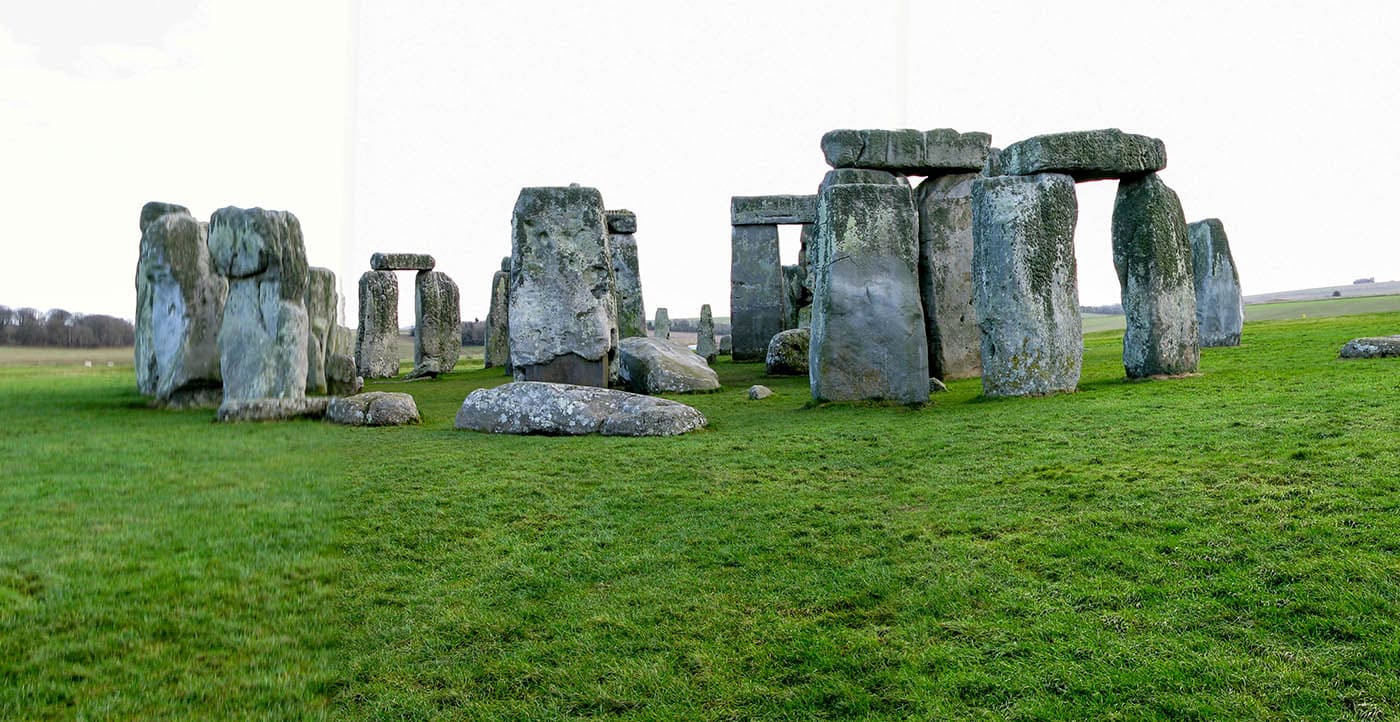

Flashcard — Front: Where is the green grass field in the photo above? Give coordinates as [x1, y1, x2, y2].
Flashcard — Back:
[3, 312, 1399, 719]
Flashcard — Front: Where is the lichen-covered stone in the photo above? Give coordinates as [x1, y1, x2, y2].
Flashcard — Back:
[304, 267, 337, 394]
[916, 173, 980, 380]
[652, 307, 671, 340]
[216, 397, 329, 423]
[765, 328, 809, 376]
[782, 264, 810, 331]
[325, 353, 362, 396]
[731, 195, 817, 225]
[810, 183, 928, 402]
[454, 381, 707, 436]
[609, 228, 646, 339]
[820, 128, 990, 175]
[1340, 336, 1400, 358]
[1112, 173, 1199, 378]
[370, 252, 434, 271]
[325, 391, 420, 426]
[414, 270, 460, 374]
[730, 224, 783, 361]
[1000, 129, 1166, 181]
[605, 209, 637, 234]
[1188, 219, 1243, 347]
[748, 385, 773, 400]
[971, 174, 1082, 397]
[616, 336, 720, 394]
[484, 260, 511, 369]
[356, 270, 399, 379]
[695, 304, 717, 363]
[818, 168, 909, 193]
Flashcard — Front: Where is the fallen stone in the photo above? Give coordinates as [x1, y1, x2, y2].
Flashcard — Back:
[916, 173, 981, 380]
[1113, 173, 1199, 378]
[765, 328, 809, 376]
[730, 224, 783, 361]
[608, 219, 647, 339]
[330, 324, 355, 359]
[414, 270, 461, 374]
[454, 381, 707, 436]
[216, 397, 329, 423]
[304, 267, 337, 394]
[1188, 218, 1243, 347]
[731, 195, 817, 225]
[653, 307, 671, 340]
[325, 353, 363, 396]
[356, 270, 399, 379]
[696, 304, 717, 363]
[616, 336, 720, 394]
[748, 384, 773, 400]
[820, 128, 990, 175]
[325, 391, 420, 426]
[999, 129, 1166, 181]
[1340, 336, 1400, 358]
[605, 209, 637, 234]
[484, 258, 511, 369]
[370, 252, 434, 271]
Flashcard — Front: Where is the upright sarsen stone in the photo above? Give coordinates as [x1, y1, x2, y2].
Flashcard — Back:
[653, 307, 670, 340]
[810, 183, 928, 403]
[484, 256, 511, 369]
[730, 223, 783, 361]
[1188, 218, 1243, 347]
[916, 172, 980, 380]
[606, 211, 647, 338]
[304, 267, 337, 394]
[356, 270, 399, 379]
[971, 174, 1082, 397]
[1112, 173, 1199, 378]
[696, 304, 717, 363]
[414, 270, 461, 374]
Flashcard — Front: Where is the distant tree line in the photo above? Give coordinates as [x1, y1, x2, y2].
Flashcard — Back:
[0, 306, 135, 347]
[1080, 303, 1124, 315]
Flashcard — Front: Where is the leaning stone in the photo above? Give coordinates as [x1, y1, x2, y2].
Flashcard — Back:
[454, 381, 707, 436]
[916, 173, 981, 380]
[325, 391, 420, 426]
[370, 252, 434, 271]
[1188, 219, 1243, 347]
[135, 203, 226, 406]
[696, 304, 717, 363]
[810, 183, 928, 402]
[304, 267, 337, 394]
[765, 328, 810, 376]
[356, 270, 400, 379]
[609, 225, 647, 339]
[325, 353, 362, 396]
[718, 335, 732, 354]
[414, 271, 461, 375]
[216, 397, 329, 423]
[730, 224, 784, 361]
[484, 258, 511, 369]
[1112, 173, 1199, 378]
[820, 128, 990, 174]
[731, 195, 817, 225]
[971, 174, 1082, 397]
[1340, 336, 1400, 359]
[605, 209, 637, 234]
[653, 307, 671, 340]
[748, 385, 773, 400]
[616, 336, 721, 394]
[1000, 129, 1166, 181]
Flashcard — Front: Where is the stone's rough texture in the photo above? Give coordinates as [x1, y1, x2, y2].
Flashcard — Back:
[304, 267, 337, 394]
[356, 271, 399, 379]
[982, 147, 1003, 177]
[765, 328, 810, 376]
[1340, 336, 1400, 358]
[616, 336, 721, 394]
[695, 304, 717, 363]
[916, 173, 981, 380]
[1188, 219, 1244, 347]
[609, 231, 646, 338]
[135, 204, 227, 406]
[414, 271, 461, 374]
[1000, 129, 1166, 181]
[454, 382, 707, 436]
[929, 377, 948, 393]
[971, 174, 1083, 397]
[325, 353, 362, 396]
[820, 128, 991, 174]
[605, 209, 637, 234]
[652, 307, 671, 340]
[330, 324, 354, 358]
[798, 306, 812, 329]
[730, 224, 784, 361]
[719, 335, 732, 354]
[325, 391, 421, 426]
[782, 264, 810, 331]
[484, 262, 511, 369]
[819, 168, 907, 192]
[810, 183, 929, 402]
[748, 385, 773, 400]
[207, 207, 309, 402]
[1112, 173, 1200, 378]
[370, 252, 434, 271]
[216, 397, 329, 423]
[731, 195, 818, 225]
[509, 186, 618, 386]
[139, 201, 191, 233]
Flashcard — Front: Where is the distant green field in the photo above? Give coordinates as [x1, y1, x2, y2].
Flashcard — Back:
[3, 314, 1399, 719]
[1083, 293, 1400, 333]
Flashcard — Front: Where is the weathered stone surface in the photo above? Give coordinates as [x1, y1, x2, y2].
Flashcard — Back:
[325, 391, 420, 426]
[325, 353, 362, 396]
[695, 304, 717, 363]
[731, 195, 817, 225]
[454, 381, 707, 436]
[971, 174, 1082, 397]
[609, 230, 646, 339]
[765, 328, 809, 376]
[414, 270, 461, 374]
[810, 183, 928, 402]
[207, 206, 309, 402]
[653, 307, 670, 340]
[916, 173, 981, 380]
[616, 336, 720, 394]
[605, 209, 637, 234]
[719, 335, 732, 354]
[216, 397, 329, 423]
[331, 324, 354, 358]
[798, 306, 811, 329]
[748, 385, 773, 400]
[820, 128, 990, 175]
[304, 267, 336, 394]
[730, 224, 783, 361]
[370, 252, 434, 271]
[1188, 219, 1243, 347]
[1112, 173, 1199, 378]
[484, 260, 511, 369]
[509, 186, 617, 386]
[135, 203, 226, 406]
[982, 147, 1003, 177]
[782, 264, 810, 331]
[356, 270, 399, 379]
[1000, 129, 1166, 181]
[1340, 336, 1400, 358]
[818, 168, 908, 193]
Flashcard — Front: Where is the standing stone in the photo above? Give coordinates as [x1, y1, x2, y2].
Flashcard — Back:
[730, 223, 784, 361]
[607, 211, 647, 338]
[484, 256, 511, 369]
[718, 335, 732, 355]
[135, 202, 227, 406]
[782, 264, 809, 331]
[1112, 173, 1200, 378]
[304, 267, 336, 394]
[1188, 219, 1243, 347]
[356, 271, 399, 379]
[971, 174, 1082, 397]
[810, 183, 928, 403]
[509, 186, 618, 387]
[207, 206, 309, 404]
[696, 304, 717, 363]
[916, 173, 981, 380]
[414, 270, 461, 375]
[653, 307, 670, 340]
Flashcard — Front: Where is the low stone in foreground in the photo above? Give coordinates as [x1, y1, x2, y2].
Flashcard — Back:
[455, 382, 707, 436]
[1340, 336, 1400, 359]
[217, 397, 329, 422]
[326, 392, 421, 426]
[616, 337, 720, 394]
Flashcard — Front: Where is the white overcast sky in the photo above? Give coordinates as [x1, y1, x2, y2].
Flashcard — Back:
[3, 0, 1398, 323]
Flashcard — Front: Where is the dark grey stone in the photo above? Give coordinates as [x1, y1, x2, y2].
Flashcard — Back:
[610, 231, 646, 339]
[747, 384, 773, 400]
[484, 262, 511, 369]
[1340, 336, 1400, 358]
[605, 209, 637, 234]
[696, 304, 717, 363]
[1188, 219, 1243, 347]
[1000, 129, 1166, 181]
[916, 173, 981, 380]
[356, 270, 399, 379]
[414, 270, 460, 374]
[1112, 173, 1199, 378]
[370, 252, 435, 271]
[820, 128, 991, 175]
[454, 381, 707, 436]
[731, 195, 817, 225]
[730, 224, 784, 361]
[765, 328, 809, 376]
[304, 267, 336, 394]
[616, 337, 720, 394]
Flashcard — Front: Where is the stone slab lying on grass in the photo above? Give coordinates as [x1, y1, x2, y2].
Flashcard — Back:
[325, 392, 420, 426]
[456, 382, 706, 436]
[370, 252, 435, 271]
[1340, 336, 1400, 358]
[216, 397, 329, 422]
[616, 337, 720, 394]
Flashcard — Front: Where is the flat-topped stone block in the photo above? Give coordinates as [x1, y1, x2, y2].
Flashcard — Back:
[1000, 129, 1166, 181]
[370, 252, 435, 271]
[820, 128, 991, 175]
[605, 209, 637, 234]
[731, 195, 818, 225]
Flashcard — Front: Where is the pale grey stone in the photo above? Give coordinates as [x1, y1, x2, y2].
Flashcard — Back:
[370, 252, 434, 271]
[605, 209, 637, 234]
[1000, 129, 1166, 181]
[1188, 219, 1243, 347]
[1112, 173, 1200, 378]
[748, 385, 773, 400]
[414, 270, 461, 375]
[454, 381, 707, 436]
[653, 307, 670, 340]
[216, 397, 329, 423]
[916, 173, 981, 380]
[696, 304, 717, 363]
[719, 335, 732, 354]
[484, 262, 511, 369]
[1340, 336, 1400, 358]
[731, 195, 817, 225]
[610, 230, 646, 338]
[730, 224, 783, 361]
[616, 336, 720, 394]
[325, 353, 362, 396]
[765, 328, 809, 376]
[325, 391, 420, 426]
[304, 267, 336, 394]
[971, 174, 1082, 397]
[820, 128, 990, 174]
[356, 270, 399, 379]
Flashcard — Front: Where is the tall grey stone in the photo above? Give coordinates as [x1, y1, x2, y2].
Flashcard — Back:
[484, 256, 511, 369]
[971, 174, 1082, 397]
[509, 186, 618, 387]
[207, 206, 309, 404]
[1188, 219, 1243, 347]
[653, 307, 670, 340]
[916, 173, 981, 380]
[135, 203, 226, 406]
[304, 267, 336, 394]
[810, 183, 928, 403]
[696, 304, 716, 363]
[820, 128, 991, 175]
[1112, 173, 1200, 378]
[1000, 129, 1166, 181]
[356, 270, 399, 379]
[730, 223, 783, 361]
[606, 212, 647, 339]
[782, 264, 809, 331]
[414, 270, 461, 374]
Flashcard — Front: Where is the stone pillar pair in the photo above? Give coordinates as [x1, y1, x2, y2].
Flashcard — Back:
[356, 253, 460, 379]
[729, 195, 816, 361]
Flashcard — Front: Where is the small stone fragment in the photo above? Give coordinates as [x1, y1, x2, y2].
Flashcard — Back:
[652, 307, 670, 340]
[325, 353, 363, 396]
[1340, 336, 1400, 358]
[484, 257, 511, 369]
[414, 270, 461, 375]
[719, 335, 732, 354]
[695, 304, 717, 363]
[929, 377, 948, 393]
[731, 195, 817, 225]
[1112, 173, 1199, 378]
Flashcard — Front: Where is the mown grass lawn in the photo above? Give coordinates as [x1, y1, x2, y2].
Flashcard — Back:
[2, 313, 1398, 720]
